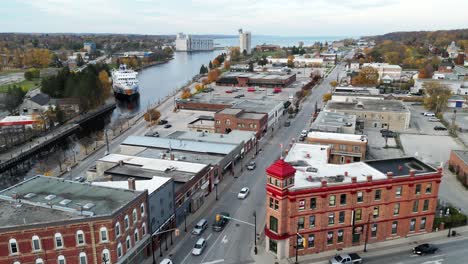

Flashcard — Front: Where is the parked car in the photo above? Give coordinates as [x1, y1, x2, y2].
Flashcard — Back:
[145, 131, 160, 137]
[434, 126, 447, 131]
[381, 130, 396, 138]
[298, 135, 305, 141]
[247, 161, 256, 170]
[225, 90, 233, 94]
[380, 128, 391, 133]
[158, 119, 168, 125]
[237, 187, 250, 199]
[428, 117, 440, 122]
[191, 238, 207, 256]
[329, 253, 362, 264]
[300, 129, 308, 137]
[164, 124, 172, 129]
[74, 176, 86, 183]
[213, 212, 230, 231]
[423, 112, 436, 117]
[284, 121, 291, 127]
[191, 219, 208, 235]
[160, 258, 173, 264]
[413, 243, 438, 255]
[202, 88, 214, 93]
[411, 102, 423, 106]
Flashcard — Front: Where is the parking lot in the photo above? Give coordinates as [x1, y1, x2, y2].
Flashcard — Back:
[406, 104, 449, 136]
[144, 109, 216, 137]
[364, 128, 403, 160]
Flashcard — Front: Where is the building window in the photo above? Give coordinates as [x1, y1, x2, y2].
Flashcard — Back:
[32, 235, 41, 251]
[309, 215, 316, 228]
[55, 233, 64, 249]
[58, 255, 66, 264]
[115, 222, 121, 237]
[353, 145, 361, 152]
[140, 203, 145, 217]
[269, 198, 274, 208]
[339, 211, 345, 223]
[420, 217, 427, 230]
[225, 119, 230, 125]
[142, 223, 147, 236]
[270, 216, 278, 233]
[410, 219, 416, 231]
[426, 183, 432, 194]
[308, 234, 315, 248]
[375, 189, 382, 201]
[340, 194, 346, 205]
[371, 224, 378, 237]
[329, 195, 336, 206]
[99, 227, 109, 242]
[355, 208, 362, 221]
[328, 213, 335, 225]
[102, 249, 110, 264]
[297, 236, 304, 250]
[310, 198, 316, 209]
[274, 200, 279, 210]
[339, 144, 346, 150]
[413, 200, 419, 213]
[269, 239, 278, 253]
[340, 156, 345, 163]
[76, 230, 85, 245]
[415, 184, 421, 195]
[79, 252, 87, 264]
[373, 206, 379, 218]
[394, 203, 400, 215]
[117, 243, 123, 258]
[298, 217, 305, 229]
[9, 238, 18, 254]
[327, 231, 334, 245]
[396, 186, 402, 197]
[36, 259, 44, 264]
[133, 208, 138, 224]
[357, 192, 363, 203]
[298, 199, 305, 211]
[423, 199, 429, 211]
[391, 221, 398, 234]
[126, 235, 132, 250]
[337, 229, 344, 243]
[124, 215, 130, 230]
[134, 229, 139, 242]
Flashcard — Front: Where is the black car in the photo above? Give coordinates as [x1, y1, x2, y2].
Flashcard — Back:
[158, 119, 168, 125]
[164, 124, 172, 129]
[213, 212, 230, 232]
[284, 121, 291, 127]
[381, 130, 396, 138]
[434, 126, 447, 131]
[413, 243, 438, 255]
[298, 135, 305, 141]
[380, 128, 392, 133]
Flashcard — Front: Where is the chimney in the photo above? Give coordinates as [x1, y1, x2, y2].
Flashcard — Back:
[128, 178, 136, 191]
[367, 175, 373, 182]
[321, 180, 327, 187]
[387, 171, 393, 179]
[351, 177, 357, 183]
[409, 169, 416, 177]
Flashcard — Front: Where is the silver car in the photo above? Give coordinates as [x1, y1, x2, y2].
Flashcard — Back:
[192, 238, 206, 256]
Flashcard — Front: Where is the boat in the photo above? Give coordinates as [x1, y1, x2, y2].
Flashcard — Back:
[111, 64, 139, 98]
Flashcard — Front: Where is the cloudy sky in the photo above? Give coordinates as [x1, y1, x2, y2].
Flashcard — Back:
[1, 0, 468, 36]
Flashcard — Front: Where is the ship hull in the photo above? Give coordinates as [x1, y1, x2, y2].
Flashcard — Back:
[112, 83, 139, 98]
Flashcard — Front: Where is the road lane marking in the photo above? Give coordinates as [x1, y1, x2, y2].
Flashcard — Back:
[221, 234, 228, 244]
[181, 251, 192, 264]
[201, 260, 225, 264]
[206, 233, 212, 241]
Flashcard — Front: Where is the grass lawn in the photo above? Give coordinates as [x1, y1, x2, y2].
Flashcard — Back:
[0, 79, 40, 93]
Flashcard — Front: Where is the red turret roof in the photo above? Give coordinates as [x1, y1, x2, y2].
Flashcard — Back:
[266, 159, 296, 179]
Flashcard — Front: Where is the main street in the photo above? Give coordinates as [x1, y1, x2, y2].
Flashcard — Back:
[168, 62, 344, 264]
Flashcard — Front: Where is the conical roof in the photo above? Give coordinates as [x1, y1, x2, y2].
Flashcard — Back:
[266, 159, 296, 179]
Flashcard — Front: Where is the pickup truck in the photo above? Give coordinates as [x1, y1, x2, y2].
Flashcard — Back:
[329, 253, 362, 264]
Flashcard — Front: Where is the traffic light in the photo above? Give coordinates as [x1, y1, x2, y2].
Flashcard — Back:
[175, 228, 180, 237]
[216, 214, 221, 222]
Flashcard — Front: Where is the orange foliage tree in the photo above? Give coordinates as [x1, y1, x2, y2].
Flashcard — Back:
[207, 69, 221, 83]
[180, 88, 192, 99]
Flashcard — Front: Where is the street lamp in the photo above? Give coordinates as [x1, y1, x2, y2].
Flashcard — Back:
[215, 180, 219, 201]
[102, 254, 109, 264]
[253, 211, 257, 255]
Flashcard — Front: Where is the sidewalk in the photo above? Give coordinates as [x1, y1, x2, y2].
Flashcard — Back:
[252, 225, 468, 264]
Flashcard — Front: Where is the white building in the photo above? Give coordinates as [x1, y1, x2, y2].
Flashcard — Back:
[175, 33, 213, 51]
[239, 29, 252, 55]
[362, 63, 402, 81]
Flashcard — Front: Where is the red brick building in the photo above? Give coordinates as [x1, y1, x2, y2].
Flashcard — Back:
[0, 176, 150, 264]
[449, 150, 468, 187]
[264, 143, 442, 259]
[214, 108, 267, 139]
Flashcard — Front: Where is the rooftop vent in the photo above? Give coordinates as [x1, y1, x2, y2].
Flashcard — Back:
[180, 156, 186, 160]
[59, 199, 72, 206]
[345, 122, 352, 127]
[44, 194, 56, 201]
[24, 193, 36, 199]
[83, 203, 95, 210]
[306, 167, 318, 173]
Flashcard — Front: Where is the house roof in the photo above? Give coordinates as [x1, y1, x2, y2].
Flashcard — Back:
[30, 93, 50, 106]
[266, 159, 296, 179]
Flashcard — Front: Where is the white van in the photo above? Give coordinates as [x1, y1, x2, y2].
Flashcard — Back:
[424, 112, 436, 117]
[192, 219, 208, 235]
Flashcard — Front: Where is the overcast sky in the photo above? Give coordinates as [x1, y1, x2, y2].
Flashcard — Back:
[2, 0, 468, 36]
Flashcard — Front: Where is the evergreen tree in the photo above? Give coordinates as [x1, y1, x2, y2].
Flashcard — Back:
[209, 61, 213, 70]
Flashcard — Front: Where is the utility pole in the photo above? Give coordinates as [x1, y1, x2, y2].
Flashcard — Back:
[253, 211, 257, 255]
[105, 128, 109, 154]
[364, 213, 371, 252]
[451, 109, 457, 135]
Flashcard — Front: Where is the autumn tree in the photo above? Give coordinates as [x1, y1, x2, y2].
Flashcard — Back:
[98, 70, 112, 99]
[144, 107, 161, 124]
[418, 64, 434, 79]
[207, 68, 221, 83]
[352, 66, 379, 86]
[195, 84, 204, 92]
[423, 82, 452, 113]
[212, 59, 220, 68]
[287, 55, 295, 68]
[230, 47, 241, 62]
[322, 93, 332, 102]
[224, 60, 231, 70]
[329, 81, 338, 88]
[180, 88, 192, 99]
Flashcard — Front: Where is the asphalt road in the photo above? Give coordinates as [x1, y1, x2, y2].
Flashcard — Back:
[169, 62, 344, 264]
[364, 238, 468, 264]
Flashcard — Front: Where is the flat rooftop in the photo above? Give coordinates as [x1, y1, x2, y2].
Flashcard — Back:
[0, 176, 141, 228]
[239, 112, 266, 120]
[325, 99, 409, 112]
[218, 108, 243, 115]
[137, 148, 224, 166]
[122, 136, 236, 155]
[452, 150, 468, 165]
[307, 131, 368, 143]
[311, 111, 356, 130]
[92, 176, 172, 194]
[221, 72, 295, 80]
[232, 99, 283, 114]
[168, 130, 255, 145]
[365, 157, 437, 177]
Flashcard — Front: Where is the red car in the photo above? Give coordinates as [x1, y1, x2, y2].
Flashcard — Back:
[225, 90, 233, 93]
[247, 87, 256, 92]
[273, 87, 282, 93]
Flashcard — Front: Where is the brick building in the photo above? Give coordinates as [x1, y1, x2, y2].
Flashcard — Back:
[449, 150, 468, 187]
[214, 108, 268, 139]
[0, 176, 150, 264]
[306, 131, 367, 163]
[216, 72, 296, 88]
[264, 143, 442, 259]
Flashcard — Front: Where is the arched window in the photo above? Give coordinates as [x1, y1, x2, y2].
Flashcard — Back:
[76, 230, 85, 245]
[132, 208, 138, 224]
[32, 235, 41, 251]
[140, 203, 145, 217]
[57, 255, 66, 264]
[134, 229, 139, 242]
[117, 243, 123, 258]
[9, 238, 19, 254]
[125, 235, 131, 250]
[79, 252, 87, 264]
[102, 249, 111, 263]
[55, 233, 64, 248]
[115, 222, 121, 237]
[124, 215, 130, 230]
[36, 259, 44, 264]
[142, 223, 147, 236]
[100, 227, 108, 242]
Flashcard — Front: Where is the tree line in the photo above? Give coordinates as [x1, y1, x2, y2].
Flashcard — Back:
[0, 48, 52, 70]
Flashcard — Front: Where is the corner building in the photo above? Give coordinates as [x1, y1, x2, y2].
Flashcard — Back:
[264, 143, 442, 259]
